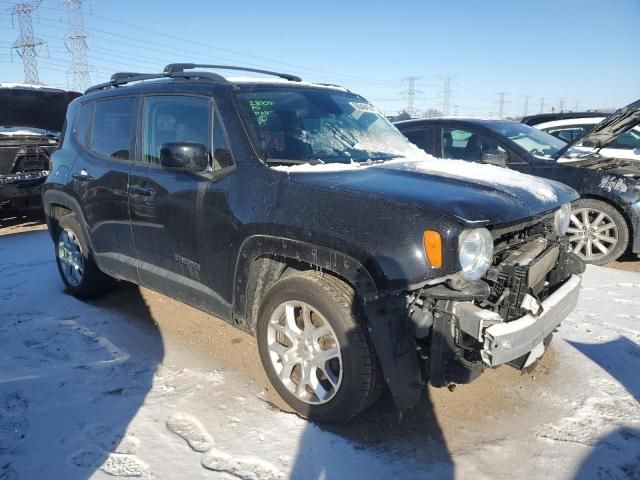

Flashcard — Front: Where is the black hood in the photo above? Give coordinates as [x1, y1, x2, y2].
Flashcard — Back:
[557, 98, 640, 156]
[0, 85, 81, 133]
[282, 159, 578, 227]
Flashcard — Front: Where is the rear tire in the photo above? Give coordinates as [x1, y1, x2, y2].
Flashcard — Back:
[568, 198, 628, 265]
[256, 271, 382, 423]
[55, 214, 112, 299]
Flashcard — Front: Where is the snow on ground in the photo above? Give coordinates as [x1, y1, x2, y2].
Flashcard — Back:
[0, 230, 639, 480]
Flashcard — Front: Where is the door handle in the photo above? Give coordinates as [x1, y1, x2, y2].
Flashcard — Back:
[128, 185, 153, 197]
[72, 169, 93, 181]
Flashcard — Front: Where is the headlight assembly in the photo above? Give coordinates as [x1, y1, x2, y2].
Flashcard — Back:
[554, 203, 572, 235]
[458, 228, 494, 281]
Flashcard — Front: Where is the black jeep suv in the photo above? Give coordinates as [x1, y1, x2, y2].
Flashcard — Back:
[43, 64, 584, 422]
[0, 83, 80, 216]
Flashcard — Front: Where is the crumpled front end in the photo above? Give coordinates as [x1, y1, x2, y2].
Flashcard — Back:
[412, 214, 585, 388]
[367, 213, 585, 411]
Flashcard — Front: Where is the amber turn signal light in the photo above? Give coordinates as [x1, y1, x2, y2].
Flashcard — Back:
[423, 230, 443, 268]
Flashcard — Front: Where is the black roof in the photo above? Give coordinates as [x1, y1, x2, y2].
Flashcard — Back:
[85, 63, 310, 95]
[521, 111, 608, 126]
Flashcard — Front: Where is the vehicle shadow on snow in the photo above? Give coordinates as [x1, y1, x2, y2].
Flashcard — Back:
[0, 233, 165, 480]
[568, 338, 640, 479]
[289, 389, 454, 479]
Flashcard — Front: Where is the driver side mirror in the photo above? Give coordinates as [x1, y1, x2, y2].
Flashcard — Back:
[481, 150, 508, 168]
[160, 142, 209, 174]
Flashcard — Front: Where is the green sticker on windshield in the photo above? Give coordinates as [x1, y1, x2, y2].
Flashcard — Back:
[248, 99, 275, 126]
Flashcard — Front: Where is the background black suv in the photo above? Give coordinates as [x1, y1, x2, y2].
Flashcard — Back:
[0, 84, 80, 216]
[44, 64, 582, 422]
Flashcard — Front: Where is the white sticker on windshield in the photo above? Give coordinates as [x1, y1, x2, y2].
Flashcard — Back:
[349, 102, 378, 113]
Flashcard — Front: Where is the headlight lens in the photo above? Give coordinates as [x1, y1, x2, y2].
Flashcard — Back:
[554, 203, 572, 235]
[458, 228, 494, 281]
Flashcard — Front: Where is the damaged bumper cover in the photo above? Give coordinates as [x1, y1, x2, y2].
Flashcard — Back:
[454, 274, 581, 367]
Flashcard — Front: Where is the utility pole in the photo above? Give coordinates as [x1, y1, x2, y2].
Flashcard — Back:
[11, 1, 45, 85]
[496, 92, 509, 119]
[400, 76, 423, 117]
[64, 0, 92, 91]
[539, 97, 545, 114]
[522, 95, 531, 117]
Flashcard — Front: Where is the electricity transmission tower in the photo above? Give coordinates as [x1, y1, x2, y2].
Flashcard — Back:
[64, 0, 92, 91]
[440, 75, 453, 115]
[11, 1, 45, 85]
[522, 95, 531, 117]
[539, 97, 545, 114]
[401, 76, 423, 117]
[496, 92, 509, 118]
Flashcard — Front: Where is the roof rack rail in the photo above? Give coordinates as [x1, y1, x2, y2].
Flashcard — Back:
[163, 63, 302, 82]
[85, 69, 231, 94]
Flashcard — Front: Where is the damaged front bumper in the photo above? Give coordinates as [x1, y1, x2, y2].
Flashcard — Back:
[455, 274, 581, 367]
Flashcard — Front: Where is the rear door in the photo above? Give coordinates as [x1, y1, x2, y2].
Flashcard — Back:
[71, 96, 139, 281]
[128, 94, 236, 314]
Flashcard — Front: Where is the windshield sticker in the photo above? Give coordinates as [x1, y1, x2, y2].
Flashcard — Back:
[599, 175, 628, 193]
[349, 102, 378, 113]
[248, 99, 275, 126]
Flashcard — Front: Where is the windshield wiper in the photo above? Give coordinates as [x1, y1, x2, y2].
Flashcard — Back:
[266, 158, 325, 166]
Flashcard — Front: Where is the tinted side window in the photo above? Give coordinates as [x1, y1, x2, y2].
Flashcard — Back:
[442, 128, 506, 163]
[546, 126, 587, 143]
[143, 95, 211, 166]
[91, 97, 134, 160]
[74, 101, 93, 147]
[404, 127, 436, 155]
[607, 129, 640, 150]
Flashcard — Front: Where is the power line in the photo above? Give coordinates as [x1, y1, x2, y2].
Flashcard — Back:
[10, 1, 45, 84]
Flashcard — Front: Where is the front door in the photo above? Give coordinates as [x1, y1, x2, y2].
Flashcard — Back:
[128, 94, 236, 315]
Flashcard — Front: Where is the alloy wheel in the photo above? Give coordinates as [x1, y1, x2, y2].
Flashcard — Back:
[57, 228, 85, 286]
[567, 208, 618, 262]
[266, 300, 343, 405]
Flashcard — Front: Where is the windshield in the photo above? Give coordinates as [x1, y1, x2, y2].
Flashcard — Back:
[486, 122, 567, 159]
[235, 88, 415, 164]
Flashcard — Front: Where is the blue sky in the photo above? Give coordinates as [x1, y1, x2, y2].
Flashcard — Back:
[1, 0, 638, 117]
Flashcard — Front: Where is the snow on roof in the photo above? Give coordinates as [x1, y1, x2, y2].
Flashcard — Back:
[0, 82, 75, 93]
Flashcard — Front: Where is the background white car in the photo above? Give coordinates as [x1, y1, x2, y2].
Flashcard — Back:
[534, 117, 640, 161]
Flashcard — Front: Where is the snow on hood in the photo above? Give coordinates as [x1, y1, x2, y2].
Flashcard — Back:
[274, 150, 560, 204]
[382, 158, 559, 203]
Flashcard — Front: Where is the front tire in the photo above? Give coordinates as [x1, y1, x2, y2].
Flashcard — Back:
[256, 271, 382, 422]
[567, 199, 629, 265]
[55, 214, 112, 299]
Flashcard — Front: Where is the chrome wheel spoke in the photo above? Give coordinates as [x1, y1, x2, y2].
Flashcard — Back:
[593, 240, 609, 255]
[596, 233, 616, 244]
[570, 213, 583, 229]
[596, 223, 615, 233]
[592, 212, 605, 228]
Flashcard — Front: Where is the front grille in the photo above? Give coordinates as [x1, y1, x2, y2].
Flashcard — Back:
[0, 144, 52, 175]
[483, 216, 560, 322]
